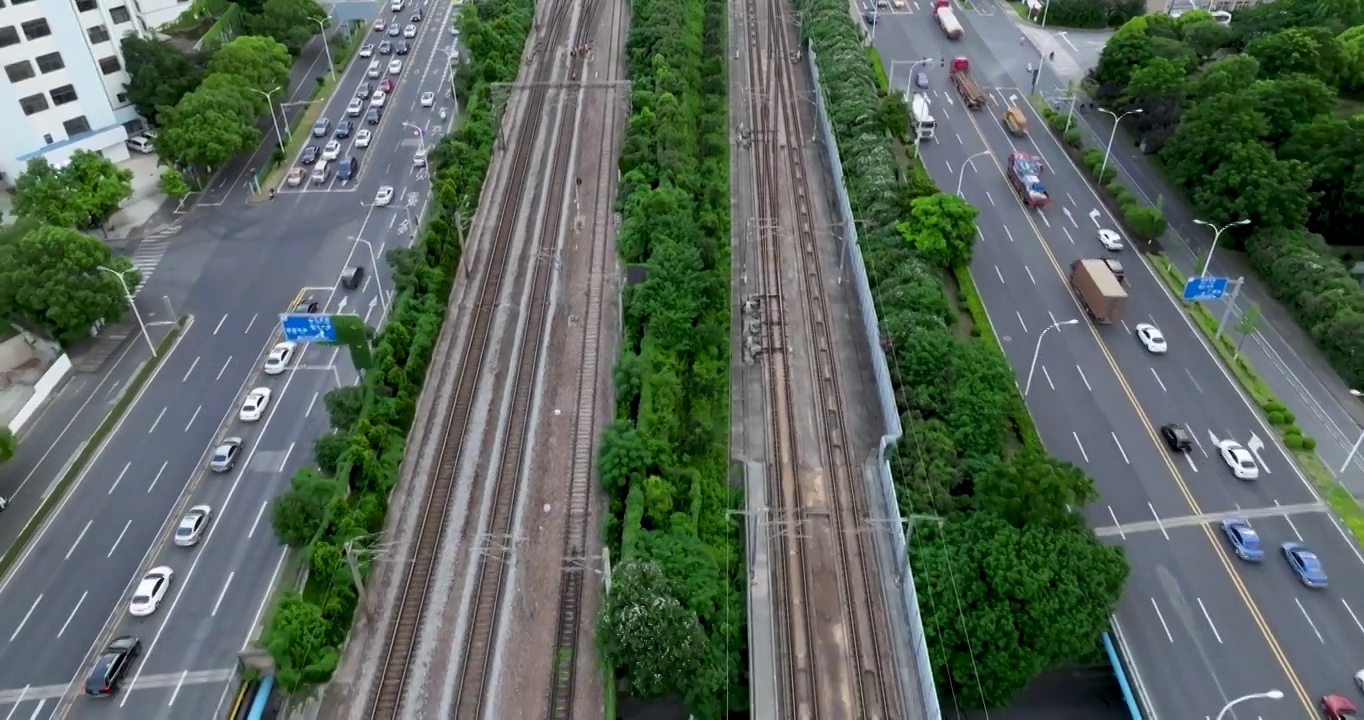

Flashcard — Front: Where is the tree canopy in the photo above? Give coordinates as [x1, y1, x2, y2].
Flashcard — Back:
[121, 36, 208, 127]
[247, 0, 328, 55]
[13, 152, 133, 230]
[0, 226, 137, 344]
[0, 427, 16, 464]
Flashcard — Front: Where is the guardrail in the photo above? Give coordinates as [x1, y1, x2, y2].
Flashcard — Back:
[1103, 632, 1144, 719]
[806, 43, 941, 720]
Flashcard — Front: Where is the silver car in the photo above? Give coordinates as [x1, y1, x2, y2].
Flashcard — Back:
[174, 505, 213, 547]
[209, 437, 243, 473]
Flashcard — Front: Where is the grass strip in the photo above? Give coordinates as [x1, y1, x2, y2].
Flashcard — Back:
[0, 316, 187, 581]
[1146, 253, 1364, 539]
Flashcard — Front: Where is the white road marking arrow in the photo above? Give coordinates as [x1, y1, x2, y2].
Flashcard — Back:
[335, 295, 348, 312]
[368, 295, 379, 311]
[1208, 429, 1223, 449]
[1089, 209, 1102, 227]
[1247, 433, 1271, 474]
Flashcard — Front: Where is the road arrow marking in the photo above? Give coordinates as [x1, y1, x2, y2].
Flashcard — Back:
[1208, 429, 1223, 449]
[1088, 209, 1102, 227]
[335, 295, 348, 312]
[1247, 433, 1271, 474]
[368, 295, 378, 311]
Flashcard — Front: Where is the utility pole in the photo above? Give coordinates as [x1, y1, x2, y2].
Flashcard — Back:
[1215, 277, 1245, 341]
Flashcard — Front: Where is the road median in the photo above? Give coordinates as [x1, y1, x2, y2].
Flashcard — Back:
[0, 316, 190, 582]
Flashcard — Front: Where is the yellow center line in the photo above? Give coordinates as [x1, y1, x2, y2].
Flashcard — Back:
[954, 103, 1315, 717]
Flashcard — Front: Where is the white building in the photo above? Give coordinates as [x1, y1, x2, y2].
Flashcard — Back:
[0, 0, 159, 185]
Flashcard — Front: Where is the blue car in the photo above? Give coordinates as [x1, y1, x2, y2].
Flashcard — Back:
[1281, 542, 1328, 587]
[1220, 518, 1264, 562]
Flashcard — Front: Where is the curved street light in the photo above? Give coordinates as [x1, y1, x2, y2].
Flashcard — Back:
[1024, 318, 1079, 396]
[97, 265, 155, 356]
[1214, 690, 1284, 720]
[1097, 107, 1142, 189]
[1193, 218, 1252, 277]
[956, 150, 991, 196]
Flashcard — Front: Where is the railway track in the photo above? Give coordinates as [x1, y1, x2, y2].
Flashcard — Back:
[363, 1, 586, 717]
[741, 0, 902, 716]
[543, 0, 626, 717]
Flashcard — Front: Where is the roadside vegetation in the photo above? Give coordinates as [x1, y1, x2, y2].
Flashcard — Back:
[1090, 0, 1364, 389]
[797, 0, 1129, 709]
[1016, 0, 1143, 29]
[256, 0, 534, 691]
[593, 0, 741, 713]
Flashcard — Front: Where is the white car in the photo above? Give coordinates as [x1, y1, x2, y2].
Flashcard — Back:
[264, 341, 296, 375]
[412, 148, 426, 168]
[1098, 228, 1124, 251]
[373, 18, 386, 32]
[420, 91, 435, 107]
[239, 387, 272, 422]
[174, 505, 213, 547]
[1135, 323, 1167, 354]
[359, 43, 374, 58]
[347, 97, 363, 116]
[403, 24, 417, 37]
[388, 59, 403, 75]
[1218, 440, 1260, 480]
[375, 185, 395, 206]
[370, 91, 387, 108]
[355, 129, 372, 148]
[129, 567, 174, 617]
[321, 140, 342, 162]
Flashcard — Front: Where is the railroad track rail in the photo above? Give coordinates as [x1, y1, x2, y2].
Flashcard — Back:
[742, 0, 902, 715]
[363, 2, 585, 718]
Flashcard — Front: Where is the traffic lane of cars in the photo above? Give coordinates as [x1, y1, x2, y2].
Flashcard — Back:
[1115, 526, 1308, 719]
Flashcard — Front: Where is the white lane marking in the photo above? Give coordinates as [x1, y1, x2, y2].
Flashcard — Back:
[1025, 265, 1036, 285]
[216, 356, 232, 381]
[1150, 598, 1174, 642]
[1003, 225, 1014, 243]
[985, 191, 995, 206]
[1112, 433, 1130, 464]
[279, 442, 295, 472]
[243, 549, 288, 650]
[64, 521, 92, 560]
[148, 407, 166, 434]
[1182, 451, 1198, 473]
[168, 670, 189, 707]
[1148, 503, 1169, 539]
[3, 685, 29, 720]
[1039, 211, 1051, 228]
[1076, 365, 1092, 392]
[994, 265, 1004, 284]
[249, 501, 269, 540]
[1342, 598, 1364, 637]
[147, 461, 168, 493]
[243, 314, 257, 334]
[1107, 506, 1125, 539]
[184, 405, 202, 432]
[108, 519, 131, 558]
[1150, 367, 1166, 392]
[1195, 598, 1222, 643]
[108, 462, 130, 495]
[1062, 226, 1073, 243]
[181, 356, 199, 383]
[1276, 500, 1303, 541]
[57, 591, 87, 638]
[9, 595, 41, 641]
[1041, 366, 1054, 391]
[1073, 432, 1089, 462]
[23, 698, 44, 720]
[1191, 431, 1209, 458]
[211, 573, 234, 617]
[1016, 311, 1028, 333]
[1296, 598, 1324, 643]
[306, 391, 319, 417]
[212, 315, 227, 335]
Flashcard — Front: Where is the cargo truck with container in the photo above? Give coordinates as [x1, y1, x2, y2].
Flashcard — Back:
[950, 57, 985, 109]
[1006, 152, 1049, 208]
[933, 0, 964, 39]
[910, 93, 936, 141]
[1070, 258, 1128, 324]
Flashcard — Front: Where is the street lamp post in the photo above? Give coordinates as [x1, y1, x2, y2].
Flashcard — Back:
[250, 86, 284, 149]
[1024, 318, 1079, 395]
[97, 266, 156, 356]
[352, 238, 388, 317]
[314, 17, 336, 82]
[956, 150, 990, 196]
[402, 122, 426, 154]
[1097, 107, 1141, 188]
[1214, 690, 1284, 720]
[1342, 390, 1364, 474]
[438, 45, 460, 111]
[888, 58, 930, 100]
[1193, 218, 1252, 277]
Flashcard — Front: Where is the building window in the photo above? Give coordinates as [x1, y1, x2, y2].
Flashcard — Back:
[109, 6, 132, 23]
[87, 25, 109, 44]
[35, 52, 64, 74]
[76, 0, 98, 10]
[5, 60, 34, 83]
[43, 134, 52, 144]
[19, 93, 48, 116]
[50, 85, 77, 106]
[0, 27, 15, 48]
[20, 18, 51, 40]
[116, 92, 127, 103]
[63, 116, 91, 137]
[98, 56, 122, 75]
[12, 0, 35, 4]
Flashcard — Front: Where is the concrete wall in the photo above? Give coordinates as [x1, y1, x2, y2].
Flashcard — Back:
[7, 353, 72, 433]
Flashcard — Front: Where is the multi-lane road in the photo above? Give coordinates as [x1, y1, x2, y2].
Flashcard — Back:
[874, 3, 1364, 718]
[0, 2, 460, 718]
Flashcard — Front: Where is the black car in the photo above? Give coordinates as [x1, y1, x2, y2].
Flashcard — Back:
[378, 40, 393, 55]
[334, 120, 354, 139]
[300, 145, 320, 164]
[1160, 423, 1193, 452]
[356, 82, 372, 99]
[396, 40, 410, 55]
[85, 636, 140, 696]
[294, 298, 320, 313]
[366, 107, 382, 125]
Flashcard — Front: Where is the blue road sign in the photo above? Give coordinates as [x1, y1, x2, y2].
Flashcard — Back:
[280, 314, 336, 343]
[1182, 276, 1229, 302]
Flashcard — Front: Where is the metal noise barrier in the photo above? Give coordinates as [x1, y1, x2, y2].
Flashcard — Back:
[806, 43, 942, 720]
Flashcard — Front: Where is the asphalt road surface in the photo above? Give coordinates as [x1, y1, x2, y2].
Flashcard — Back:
[874, 3, 1364, 718]
[0, 2, 459, 718]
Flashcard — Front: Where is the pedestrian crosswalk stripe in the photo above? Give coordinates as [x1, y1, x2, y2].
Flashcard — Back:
[128, 223, 179, 297]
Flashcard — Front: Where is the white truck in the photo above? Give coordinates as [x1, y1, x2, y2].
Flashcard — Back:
[933, 0, 964, 39]
[910, 93, 936, 141]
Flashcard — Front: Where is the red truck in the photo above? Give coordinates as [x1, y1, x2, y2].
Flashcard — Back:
[950, 57, 985, 110]
[1007, 152, 1049, 208]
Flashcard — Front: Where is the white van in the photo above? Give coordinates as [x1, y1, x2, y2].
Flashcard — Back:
[412, 148, 427, 167]
[125, 135, 154, 153]
[367, 60, 382, 78]
[310, 160, 331, 184]
[390, 0, 404, 10]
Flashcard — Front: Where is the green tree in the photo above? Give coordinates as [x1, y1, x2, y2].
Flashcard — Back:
[1160, 93, 1268, 191]
[0, 226, 136, 344]
[270, 467, 339, 547]
[158, 169, 191, 198]
[1234, 303, 1263, 358]
[1191, 141, 1314, 231]
[13, 151, 133, 230]
[1339, 25, 1364, 92]
[898, 193, 979, 269]
[322, 386, 364, 430]
[1121, 56, 1186, 106]
[207, 35, 292, 94]
[120, 36, 207, 127]
[913, 513, 1129, 708]
[248, 0, 328, 55]
[971, 449, 1096, 529]
[261, 591, 339, 691]
[1093, 20, 1158, 92]
[157, 81, 262, 170]
[1246, 27, 1333, 79]
[312, 431, 349, 475]
[0, 426, 16, 464]
[598, 420, 650, 495]
[1248, 74, 1337, 147]
[1180, 20, 1236, 58]
[1122, 205, 1167, 240]
[1186, 54, 1260, 104]
[598, 558, 708, 699]
[1281, 114, 1364, 235]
